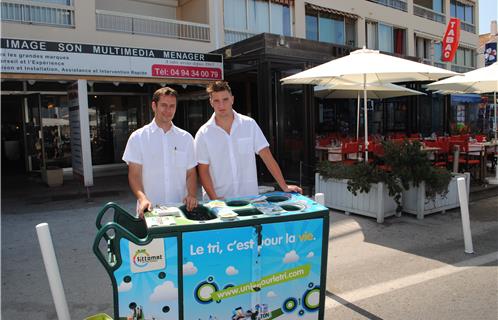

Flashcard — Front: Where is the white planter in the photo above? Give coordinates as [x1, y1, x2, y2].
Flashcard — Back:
[315, 173, 398, 223]
[41, 166, 64, 187]
[402, 172, 470, 219]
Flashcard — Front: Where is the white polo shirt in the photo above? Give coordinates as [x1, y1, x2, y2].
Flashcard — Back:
[194, 111, 269, 199]
[122, 120, 196, 206]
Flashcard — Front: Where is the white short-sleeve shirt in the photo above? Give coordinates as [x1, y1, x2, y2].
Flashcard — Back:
[194, 110, 269, 199]
[122, 120, 196, 206]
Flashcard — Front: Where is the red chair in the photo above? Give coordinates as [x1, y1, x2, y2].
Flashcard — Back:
[474, 135, 487, 142]
[410, 133, 422, 139]
[452, 141, 481, 179]
[341, 141, 360, 165]
[370, 142, 391, 171]
[424, 140, 447, 167]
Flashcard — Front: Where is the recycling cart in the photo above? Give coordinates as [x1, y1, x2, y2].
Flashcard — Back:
[94, 192, 330, 320]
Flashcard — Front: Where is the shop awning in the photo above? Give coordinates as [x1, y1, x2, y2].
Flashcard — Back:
[451, 94, 482, 103]
[271, 0, 294, 5]
[305, 3, 360, 20]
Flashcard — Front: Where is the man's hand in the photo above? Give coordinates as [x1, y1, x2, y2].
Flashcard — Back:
[138, 198, 152, 219]
[283, 184, 303, 194]
[183, 195, 198, 211]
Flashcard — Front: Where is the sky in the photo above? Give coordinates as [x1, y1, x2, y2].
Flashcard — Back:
[479, 0, 498, 34]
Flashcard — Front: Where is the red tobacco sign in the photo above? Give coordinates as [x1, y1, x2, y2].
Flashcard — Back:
[441, 18, 461, 62]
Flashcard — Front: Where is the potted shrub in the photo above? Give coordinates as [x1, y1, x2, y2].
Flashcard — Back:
[315, 140, 457, 223]
[382, 140, 464, 219]
[315, 161, 400, 223]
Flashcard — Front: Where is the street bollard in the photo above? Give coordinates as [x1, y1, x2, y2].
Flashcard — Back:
[456, 178, 473, 254]
[315, 193, 325, 206]
[36, 223, 71, 320]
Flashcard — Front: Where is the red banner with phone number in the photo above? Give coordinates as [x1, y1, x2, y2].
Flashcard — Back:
[152, 64, 222, 80]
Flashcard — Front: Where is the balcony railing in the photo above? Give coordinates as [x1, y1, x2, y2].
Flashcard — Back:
[413, 4, 445, 24]
[1, 0, 74, 27]
[451, 64, 474, 73]
[434, 61, 446, 69]
[368, 0, 407, 12]
[460, 20, 475, 33]
[421, 58, 446, 69]
[96, 10, 210, 42]
[224, 29, 258, 45]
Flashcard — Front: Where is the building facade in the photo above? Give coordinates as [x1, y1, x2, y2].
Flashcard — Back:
[1, 0, 480, 186]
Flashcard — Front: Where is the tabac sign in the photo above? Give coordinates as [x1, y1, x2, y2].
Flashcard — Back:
[0, 38, 223, 80]
[441, 18, 461, 62]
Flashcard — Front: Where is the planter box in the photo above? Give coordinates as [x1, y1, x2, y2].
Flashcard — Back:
[315, 173, 398, 223]
[41, 166, 63, 187]
[402, 172, 470, 219]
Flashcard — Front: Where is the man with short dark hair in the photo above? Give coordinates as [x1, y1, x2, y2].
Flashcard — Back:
[195, 81, 302, 200]
[123, 87, 197, 217]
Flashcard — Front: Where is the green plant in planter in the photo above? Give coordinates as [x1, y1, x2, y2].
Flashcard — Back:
[317, 161, 404, 211]
[317, 140, 452, 212]
[382, 140, 452, 201]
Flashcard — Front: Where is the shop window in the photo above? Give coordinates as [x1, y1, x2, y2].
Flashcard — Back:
[306, 14, 318, 41]
[366, 21, 405, 55]
[414, 0, 444, 13]
[454, 47, 475, 68]
[40, 95, 72, 168]
[379, 23, 393, 53]
[305, 9, 356, 46]
[224, 0, 292, 40]
[88, 96, 141, 165]
[450, 0, 473, 24]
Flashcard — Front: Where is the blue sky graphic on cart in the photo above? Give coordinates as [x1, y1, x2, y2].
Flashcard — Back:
[182, 218, 324, 320]
[114, 237, 179, 320]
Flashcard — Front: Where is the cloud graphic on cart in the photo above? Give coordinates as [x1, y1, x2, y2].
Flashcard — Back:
[183, 261, 198, 275]
[118, 281, 132, 292]
[226, 266, 239, 276]
[306, 251, 314, 259]
[149, 281, 178, 301]
[266, 291, 277, 298]
[283, 250, 300, 263]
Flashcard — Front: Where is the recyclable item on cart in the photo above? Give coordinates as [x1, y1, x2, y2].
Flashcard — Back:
[84, 313, 113, 320]
[146, 215, 177, 227]
[252, 202, 286, 215]
[214, 207, 238, 220]
[204, 200, 227, 208]
[153, 205, 182, 217]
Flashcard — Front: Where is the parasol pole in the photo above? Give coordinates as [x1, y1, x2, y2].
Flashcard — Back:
[494, 91, 497, 140]
[357, 91, 360, 141]
[364, 74, 369, 162]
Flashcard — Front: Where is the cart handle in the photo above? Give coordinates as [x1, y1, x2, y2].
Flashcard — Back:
[93, 221, 147, 272]
[95, 202, 142, 241]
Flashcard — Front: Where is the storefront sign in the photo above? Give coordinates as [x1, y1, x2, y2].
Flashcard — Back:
[441, 18, 460, 62]
[0, 38, 223, 80]
[68, 80, 93, 187]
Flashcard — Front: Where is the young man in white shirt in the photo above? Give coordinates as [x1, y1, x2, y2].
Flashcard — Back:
[195, 81, 302, 200]
[123, 87, 197, 217]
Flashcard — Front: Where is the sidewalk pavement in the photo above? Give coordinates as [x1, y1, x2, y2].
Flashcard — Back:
[1, 173, 497, 319]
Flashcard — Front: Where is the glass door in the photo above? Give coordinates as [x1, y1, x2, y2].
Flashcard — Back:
[40, 95, 71, 168]
[25, 94, 44, 172]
